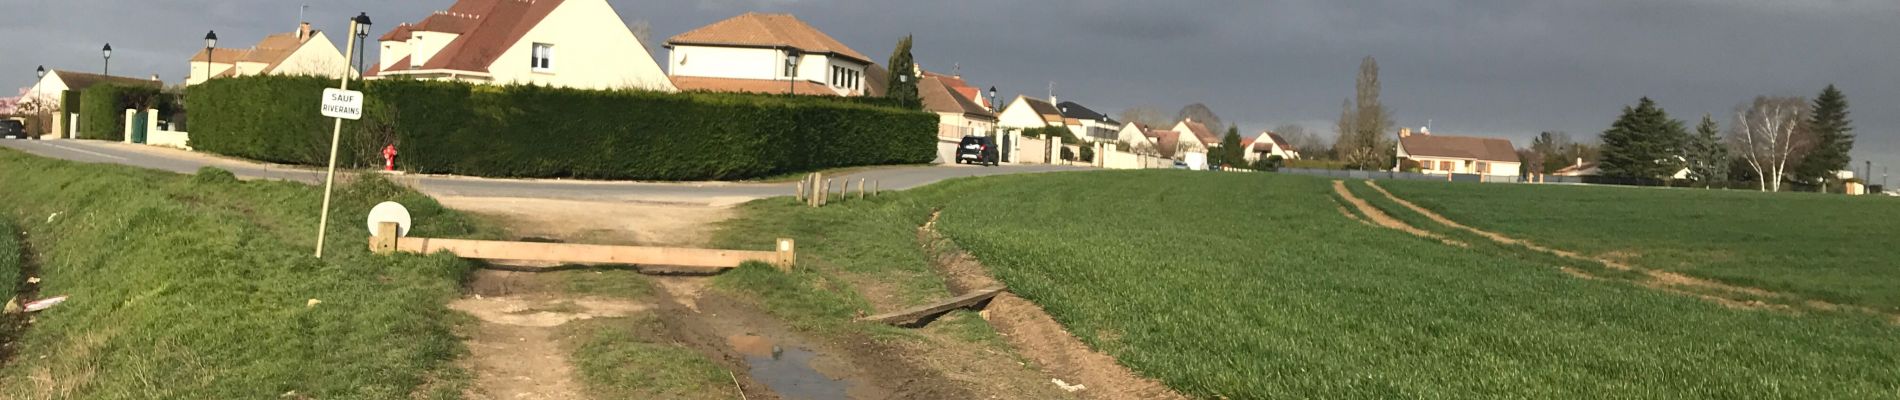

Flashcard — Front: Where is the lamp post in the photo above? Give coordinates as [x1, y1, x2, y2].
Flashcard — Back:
[102, 43, 112, 76]
[203, 31, 217, 84]
[35, 65, 46, 139]
[354, 20, 370, 79]
[988, 86, 998, 113]
[314, 12, 371, 258]
[784, 49, 800, 96]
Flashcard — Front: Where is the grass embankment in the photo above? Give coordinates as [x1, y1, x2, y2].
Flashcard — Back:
[717, 169, 1900, 398]
[0, 220, 18, 306]
[1378, 181, 1900, 312]
[0, 148, 492, 399]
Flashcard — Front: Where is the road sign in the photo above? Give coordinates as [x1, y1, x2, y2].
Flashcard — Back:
[320, 88, 364, 120]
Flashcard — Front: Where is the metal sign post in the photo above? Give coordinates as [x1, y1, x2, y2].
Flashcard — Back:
[315, 13, 371, 258]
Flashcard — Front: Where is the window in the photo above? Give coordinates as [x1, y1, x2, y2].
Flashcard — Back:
[531, 43, 553, 71]
[1439, 161, 1453, 171]
[1477, 162, 1490, 174]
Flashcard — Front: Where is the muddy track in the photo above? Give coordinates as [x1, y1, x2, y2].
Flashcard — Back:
[917, 210, 1188, 400]
[1331, 181, 1467, 247]
[1362, 181, 1899, 321]
[0, 229, 42, 367]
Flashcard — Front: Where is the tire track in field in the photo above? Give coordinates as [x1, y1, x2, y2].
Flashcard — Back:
[918, 210, 1187, 400]
[1364, 181, 1898, 321]
[1331, 181, 1467, 247]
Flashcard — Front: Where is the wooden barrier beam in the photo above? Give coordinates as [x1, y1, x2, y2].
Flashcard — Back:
[386, 237, 796, 270]
[859, 286, 1007, 325]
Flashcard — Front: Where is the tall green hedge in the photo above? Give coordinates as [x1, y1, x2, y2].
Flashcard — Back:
[188, 76, 936, 180]
[78, 84, 162, 141]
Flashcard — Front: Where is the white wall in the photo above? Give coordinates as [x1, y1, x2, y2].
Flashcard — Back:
[997, 97, 1053, 130]
[670, 45, 780, 80]
[820, 55, 866, 94]
[23, 74, 71, 139]
[485, 0, 675, 91]
[187, 62, 236, 85]
[409, 31, 460, 68]
[271, 31, 351, 79]
[380, 40, 412, 71]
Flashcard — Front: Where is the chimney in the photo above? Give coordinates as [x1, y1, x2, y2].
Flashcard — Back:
[1420, 126, 1431, 135]
[299, 22, 312, 41]
[1400, 128, 1412, 138]
[1576, 157, 1584, 168]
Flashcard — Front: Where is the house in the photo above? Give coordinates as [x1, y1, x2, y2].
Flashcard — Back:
[1168, 118, 1220, 156]
[1241, 131, 1299, 161]
[187, 23, 351, 85]
[1115, 123, 1160, 153]
[666, 13, 872, 96]
[920, 75, 996, 139]
[997, 96, 1064, 131]
[372, 0, 675, 91]
[1552, 158, 1690, 180]
[1055, 101, 1122, 143]
[1395, 128, 1521, 177]
[922, 70, 990, 109]
[20, 70, 162, 139]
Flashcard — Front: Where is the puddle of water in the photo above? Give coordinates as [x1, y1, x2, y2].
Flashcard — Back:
[726, 334, 851, 400]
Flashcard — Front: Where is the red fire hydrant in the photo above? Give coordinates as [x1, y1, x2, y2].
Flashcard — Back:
[382, 144, 398, 171]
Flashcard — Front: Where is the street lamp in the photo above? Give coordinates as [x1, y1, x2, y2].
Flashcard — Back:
[988, 86, 998, 113]
[35, 65, 46, 139]
[102, 43, 112, 76]
[354, 14, 372, 78]
[784, 49, 800, 95]
[203, 31, 217, 84]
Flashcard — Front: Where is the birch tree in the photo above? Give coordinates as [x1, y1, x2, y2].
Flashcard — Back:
[1730, 96, 1808, 192]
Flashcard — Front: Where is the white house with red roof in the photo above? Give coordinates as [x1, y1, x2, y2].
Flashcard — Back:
[664, 13, 873, 96]
[1168, 118, 1219, 156]
[1395, 127, 1521, 177]
[371, 0, 675, 91]
[188, 23, 351, 85]
[1242, 131, 1300, 161]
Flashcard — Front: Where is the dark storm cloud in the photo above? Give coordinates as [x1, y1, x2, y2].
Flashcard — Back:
[4, 0, 1895, 178]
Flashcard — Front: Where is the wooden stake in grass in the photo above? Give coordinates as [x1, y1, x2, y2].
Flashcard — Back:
[873, 180, 880, 196]
[858, 178, 866, 200]
[795, 179, 806, 202]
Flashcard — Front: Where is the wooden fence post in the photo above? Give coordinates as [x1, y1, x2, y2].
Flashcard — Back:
[796, 179, 806, 202]
[774, 238, 796, 272]
[822, 178, 832, 206]
[873, 180, 880, 196]
[370, 222, 400, 255]
[857, 178, 866, 200]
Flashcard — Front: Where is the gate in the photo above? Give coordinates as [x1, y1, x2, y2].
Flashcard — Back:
[130, 110, 149, 144]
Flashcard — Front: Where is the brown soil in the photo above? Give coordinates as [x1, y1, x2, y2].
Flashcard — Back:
[1363, 181, 1897, 320]
[1332, 181, 1468, 247]
[437, 196, 732, 247]
[917, 210, 1187, 400]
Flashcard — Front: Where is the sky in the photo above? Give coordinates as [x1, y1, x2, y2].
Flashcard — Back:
[3, 0, 1896, 183]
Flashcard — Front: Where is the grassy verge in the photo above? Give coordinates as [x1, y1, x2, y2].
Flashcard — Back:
[0, 219, 17, 306]
[1378, 180, 1900, 311]
[721, 169, 1900, 398]
[0, 148, 493, 399]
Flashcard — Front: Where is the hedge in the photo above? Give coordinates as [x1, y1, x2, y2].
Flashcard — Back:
[188, 76, 937, 180]
[78, 84, 163, 141]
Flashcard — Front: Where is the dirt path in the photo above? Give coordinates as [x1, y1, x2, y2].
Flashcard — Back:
[917, 211, 1187, 400]
[456, 270, 651, 400]
[1363, 181, 1897, 320]
[1331, 181, 1466, 247]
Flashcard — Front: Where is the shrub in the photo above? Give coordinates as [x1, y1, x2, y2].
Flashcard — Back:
[1286, 159, 1352, 170]
[1060, 147, 1076, 162]
[189, 76, 937, 180]
[1079, 146, 1096, 162]
[78, 83, 163, 141]
[1251, 155, 1285, 172]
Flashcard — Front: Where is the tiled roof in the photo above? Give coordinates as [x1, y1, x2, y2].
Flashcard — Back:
[379, 23, 415, 42]
[1016, 97, 1060, 117]
[671, 76, 837, 96]
[189, 48, 255, 63]
[667, 13, 871, 63]
[1180, 120, 1219, 146]
[383, 0, 564, 73]
[1056, 101, 1117, 124]
[920, 76, 994, 119]
[1399, 134, 1519, 163]
[1154, 133, 1180, 158]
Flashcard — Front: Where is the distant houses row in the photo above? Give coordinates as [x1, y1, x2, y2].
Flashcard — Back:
[17, 0, 1530, 178]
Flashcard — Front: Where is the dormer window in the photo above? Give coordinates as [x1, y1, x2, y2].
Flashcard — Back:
[531, 43, 554, 72]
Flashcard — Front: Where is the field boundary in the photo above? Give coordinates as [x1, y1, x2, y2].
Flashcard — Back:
[1364, 181, 1899, 322]
[1331, 181, 1467, 247]
[915, 210, 1188, 400]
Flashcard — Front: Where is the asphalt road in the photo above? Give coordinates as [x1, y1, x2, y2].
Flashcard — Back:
[0, 139, 1087, 205]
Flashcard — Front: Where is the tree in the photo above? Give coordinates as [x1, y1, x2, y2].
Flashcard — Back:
[1731, 96, 1808, 192]
[1528, 131, 1572, 174]
[884, 35, 920, 107]
[1215, 125, 1244, 167]
[1273, 123, 1330, 159]
[1175, 103, 1223, 131]
[630, 20, 654, 53]
[1793, 85, 1853, 186]
[1684, 114, 1730, 186]
[1118, 106, 1173, 128]
[1332, 56, 1394, 170]
[1599, 97, 1688, 180]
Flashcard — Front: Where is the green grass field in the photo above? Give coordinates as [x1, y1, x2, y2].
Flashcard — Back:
[1378, 181, 1900, 312]
[717, 169, 1900, 398]
[0, 149, 493, 399]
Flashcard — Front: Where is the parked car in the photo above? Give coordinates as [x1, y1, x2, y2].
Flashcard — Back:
[0, 120, 25, 139]
[956, 136, 999, 166]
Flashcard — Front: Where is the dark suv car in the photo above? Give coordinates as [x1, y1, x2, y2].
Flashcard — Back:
[0, 120, 25, 139]
[956, 136, 999, 166]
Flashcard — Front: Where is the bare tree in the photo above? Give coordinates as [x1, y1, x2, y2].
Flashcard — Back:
[629, 20, 655, 54]
[1117, 106, 1173, 128]
[1176, 103, 1224, 129]
[1273, 123, 1330, 158]
[1332, 56, 1395, 169]
[1730, 96, 1809, 192]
